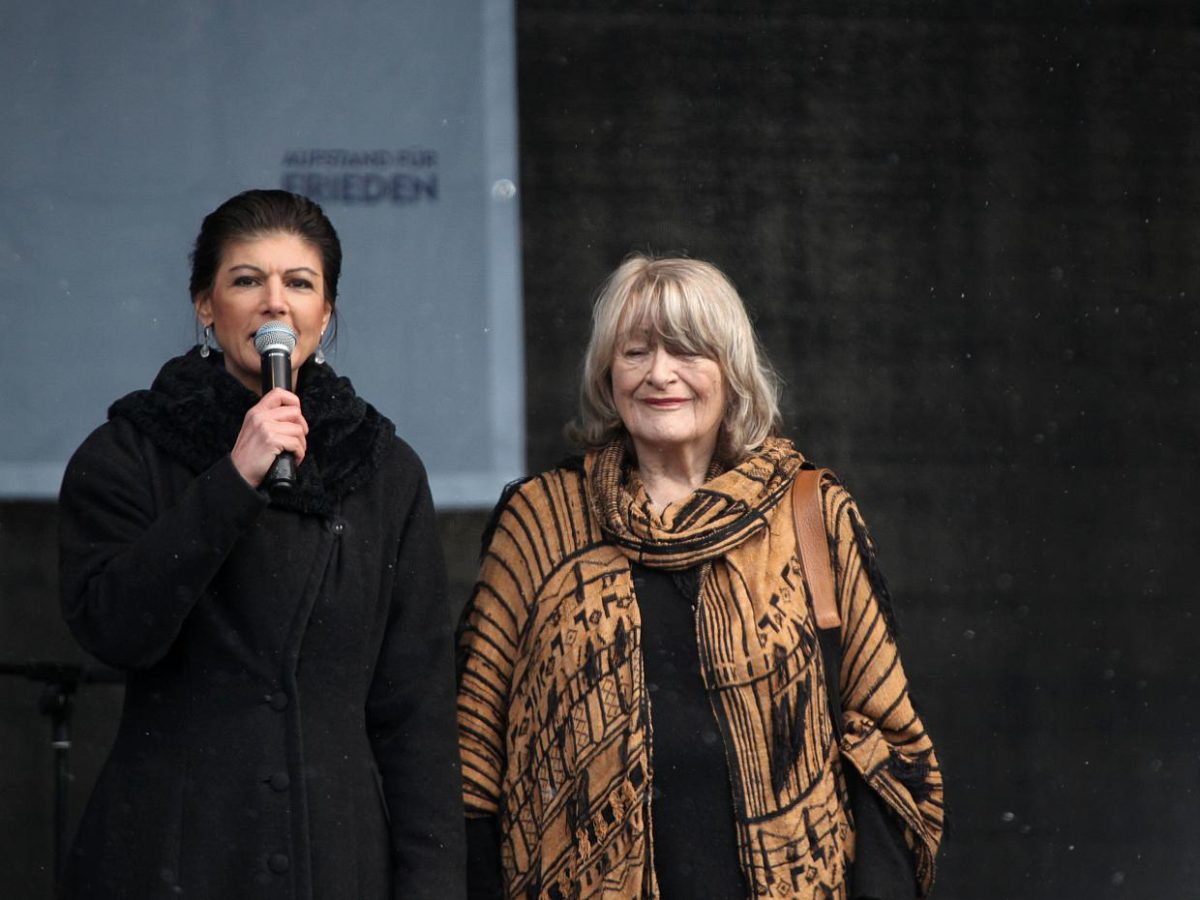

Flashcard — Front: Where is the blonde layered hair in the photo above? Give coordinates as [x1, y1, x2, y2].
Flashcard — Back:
[570, 254, 781, 462]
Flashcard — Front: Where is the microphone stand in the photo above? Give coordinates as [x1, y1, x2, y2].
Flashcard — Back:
[0, 661, 124, 884]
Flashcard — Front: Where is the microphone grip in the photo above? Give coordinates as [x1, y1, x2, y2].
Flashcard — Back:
[260, 348, 296, 491]
[261, 349, 292, 394]
[265, 452, 297, 491]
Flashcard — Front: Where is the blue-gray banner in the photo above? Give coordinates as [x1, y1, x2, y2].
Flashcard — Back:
[0, 1, 523, 508]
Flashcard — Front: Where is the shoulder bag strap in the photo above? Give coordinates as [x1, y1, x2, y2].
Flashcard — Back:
[792, 466, 846, 737]
[790, 467, 840, 628]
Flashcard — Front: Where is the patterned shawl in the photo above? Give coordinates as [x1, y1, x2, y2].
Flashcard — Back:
[457, 438, 943, 899]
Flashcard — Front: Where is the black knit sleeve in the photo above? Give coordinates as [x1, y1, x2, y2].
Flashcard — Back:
[58, 419, 267, 670]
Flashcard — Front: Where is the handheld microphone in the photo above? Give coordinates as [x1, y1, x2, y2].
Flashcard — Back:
[254, 321, 299, 491]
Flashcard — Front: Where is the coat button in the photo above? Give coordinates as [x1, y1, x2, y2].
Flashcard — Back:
[266, 691, 289, 711]
[330, 519, 346, 535]
[268, 853, 290, 874]
[268, 772, 290, 791]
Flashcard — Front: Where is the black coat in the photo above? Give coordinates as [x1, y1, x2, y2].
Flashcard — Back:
[57, 349, 466, 900]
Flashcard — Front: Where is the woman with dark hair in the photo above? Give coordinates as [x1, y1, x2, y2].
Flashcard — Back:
[58, 189, 466, 899]
[457, 255, 944, 899]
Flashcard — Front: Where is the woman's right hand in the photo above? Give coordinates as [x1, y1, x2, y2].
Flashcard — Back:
[230, 388, 309, 487]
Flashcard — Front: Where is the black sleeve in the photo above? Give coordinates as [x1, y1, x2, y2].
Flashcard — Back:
[365, 445, 467, 900]
[58, 419, 267, 669]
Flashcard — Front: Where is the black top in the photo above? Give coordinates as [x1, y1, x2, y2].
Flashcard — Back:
[631, 563, 747, 899]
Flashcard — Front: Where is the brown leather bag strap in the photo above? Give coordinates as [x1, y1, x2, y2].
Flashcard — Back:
[791, 468, 841, 629]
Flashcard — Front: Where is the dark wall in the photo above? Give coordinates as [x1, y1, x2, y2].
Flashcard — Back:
[515, 1, 1199, 898]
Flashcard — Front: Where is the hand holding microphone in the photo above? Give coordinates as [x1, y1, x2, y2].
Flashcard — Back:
[229, 322, 307, 490]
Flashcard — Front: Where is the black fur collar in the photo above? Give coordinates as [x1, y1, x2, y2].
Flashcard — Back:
[108, 348, 395, 516]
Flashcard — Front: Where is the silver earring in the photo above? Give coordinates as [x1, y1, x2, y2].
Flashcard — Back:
[314, 333, 326, 365]
[199, 324, 213, 358]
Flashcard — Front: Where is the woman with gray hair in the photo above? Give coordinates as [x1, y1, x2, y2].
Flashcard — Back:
[457, 254, 943, 899]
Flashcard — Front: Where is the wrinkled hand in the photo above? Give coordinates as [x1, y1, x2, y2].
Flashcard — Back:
[230, 388, 309, 487]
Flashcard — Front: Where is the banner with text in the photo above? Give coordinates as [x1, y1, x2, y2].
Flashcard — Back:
[0, 1, 522, 507]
